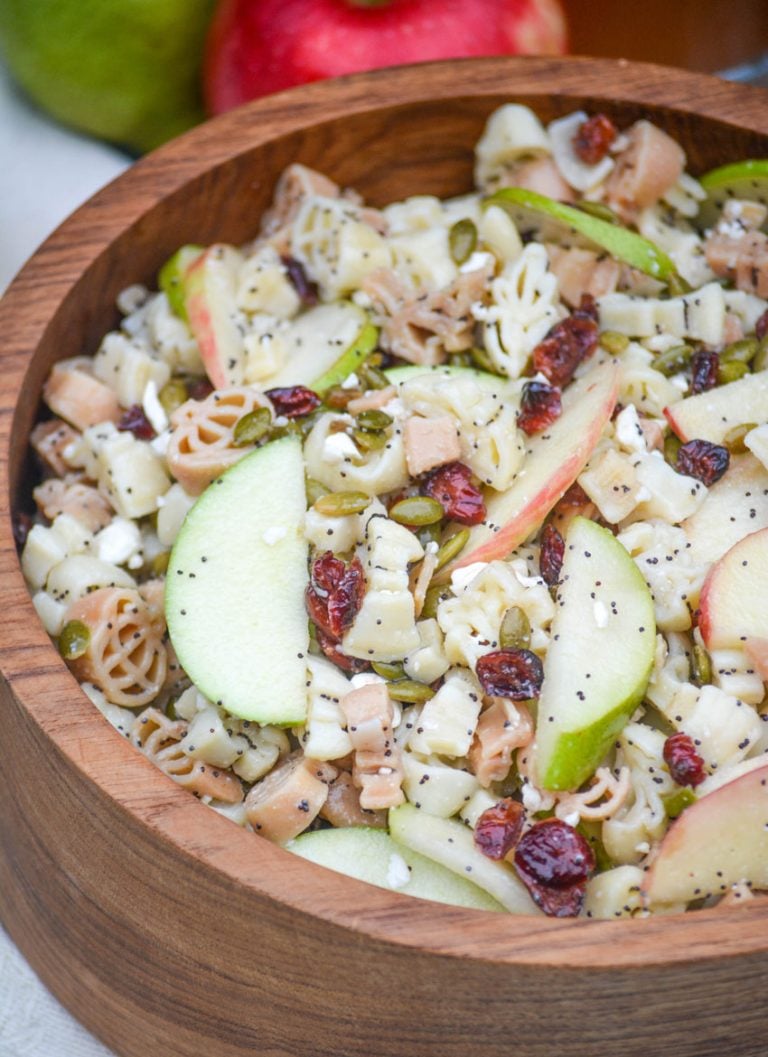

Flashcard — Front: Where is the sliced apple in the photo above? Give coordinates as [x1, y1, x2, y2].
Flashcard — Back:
[535, 517, 656, 791]
[289, 826, 504, 911]
[698, 526, 768, 659]
[485, 187, 676, 281]
[388, 804, 540, 915]
[682, 453, 768, 564]
[642, 761, 768, 906]
[443, 361, 619, 574]
[165, 436, 309, 724]
[696, 159, 768, 232]
[266, 301, 375, 390]
[158, 244, 204, 322]
[664, 369, 768, 444]
[385, 362, 520, 400]
[183, 243, 247, 388]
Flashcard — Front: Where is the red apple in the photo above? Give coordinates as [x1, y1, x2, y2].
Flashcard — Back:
[698, 526, 768, 656]
[204, 0, 568, 115]
[664, 368, 768, 444]
[682, 452, 768, 566]
[443, 361, 619, 575]
[183, 244, 247, 388]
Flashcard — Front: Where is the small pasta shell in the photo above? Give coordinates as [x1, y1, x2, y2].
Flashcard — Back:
[245, 752, 335, 844]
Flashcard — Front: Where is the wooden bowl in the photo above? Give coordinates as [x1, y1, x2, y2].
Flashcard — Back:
[1, 57, 768, 1057]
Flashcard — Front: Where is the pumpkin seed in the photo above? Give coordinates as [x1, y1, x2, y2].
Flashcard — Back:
[152, 551, 170, 576]
[158, 379, 189, 415]
[389, 496, 445, 527]
[717, 359, 749, 385]
[358, 360, 389, 391]
[720, 337, 758, 364]
[371, 661, 406, 680]
[662, 786, 696, 820]
[499, 606, 531, 650]
[355, 408, 393, 431]
[751, 336, 768, 373]
[664, 433, 682, 465]
[690, 643, 712, 686]
[654, 344, 692, 376]
[449, 217, 477, 264]
[353, 428, 388, 452]
[324, 385, 360, 410]
[233, 407, 272, 447]
[313, 490, 371, 517]
[59, 619, 90, 660]
[386, 680, 436, 704]
[421, 583, 452, 620]
[305, 477, 330, 506]
[434, 528, 470, 571]
[722, 422, 758, 454]
[598, 330, 629, 355]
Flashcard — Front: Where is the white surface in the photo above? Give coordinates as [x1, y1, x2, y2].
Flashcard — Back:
[0, 64, 128, 1057]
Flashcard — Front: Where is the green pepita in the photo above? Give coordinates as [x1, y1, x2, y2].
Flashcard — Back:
[653, 344, 693, 376]
[324, 385, 360, 410]
[358, 360, 390, 391]
[717, 359, 749, 385]
[499, 606, 532, 651]
[158, 379, 189, 415]
[751, 336, 768, 373]
[449, 217, 478, 264]
[355, 409, 393, 431]
[389, 496, 445, 527]
[720, 337, 758, 364]
[421, 583, 452, 620]
[662, 786, 696, 820]
[152, 551, 170, 576]
[434, 528, 470, 572]
[305, 477, 330, 506]
[371, 660, 406, 680]
[664, 433, 682, 465]
[313, 490, 371, 517]
[386, 680, 436, 704]
[233, 407, 272, 447]
[598, 330, 630, 355]
[353, 428, 389, 452]
[59, 619, 90, 661]
[690, 642, 712, 686]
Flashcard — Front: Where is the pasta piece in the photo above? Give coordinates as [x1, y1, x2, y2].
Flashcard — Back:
[34, 477, 113, 534]
[65, 586, 167, 707]
[235, 245, 301, 319]
[245, 752, 336, 842]
[401, 751, 480, 817]
[297, 655, 354, 762]
[618, 521, 707, 632]
[547, 245, 620, 308]
[602, 722, 674, 865]
[468, 699, 534, 787]
[407, 667, 483, 759]
[388, 227, 457, 290]
[166, 387, 273, 495]
[637, 205, 713, 289]
[30, 418, 80, 477]
[474, 103, 551, 190]
[547, 111, 615, 193]
[605, 120, 685, 221]
[45, 555, 135, 607]
[477, 204, 523, 266]
[301, 411, 409, 496]
[339, 681, 405, 810]
[597, 281, 726, 346]
[510, 156, 576, 202]
[92, 332, 171, 409]
[584, 865, 645, 920]
[259, 162, 343, 251]
[403, 618, 450, 684]
[43, 357, 122, 431]
[554, 766, 631, 824]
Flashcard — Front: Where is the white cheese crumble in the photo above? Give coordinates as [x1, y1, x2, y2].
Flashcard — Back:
[386, 852, 411, 889]
[450, 562, 488, 593]
[593, 601, 609, 628]
[262, 526, 287, 546]
[142, 379, 169, 435]
[614, 404, 646, 453]
[322, 431, 360, 464]
[341, 372, 360, 390]
[94, 517, 142, 566]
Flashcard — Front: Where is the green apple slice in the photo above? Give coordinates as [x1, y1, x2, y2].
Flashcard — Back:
[642, 762, 768, 906]
[441, 361, 619, 576]
[535, 517, 656, 792]
[290, 826, 504, 911]
[664, 368, 768, 443]
[165, 436, 309, 724]
[268, 301, 376, 389]
[385, 363, 519, 399]
[388, 804, 541, 914]
[158, 244, 204, 323]
[485, 187, 676, 281]
[697, 159, 768, 232]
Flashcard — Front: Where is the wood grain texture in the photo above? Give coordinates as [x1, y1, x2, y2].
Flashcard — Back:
[1, 57, 768, 1057]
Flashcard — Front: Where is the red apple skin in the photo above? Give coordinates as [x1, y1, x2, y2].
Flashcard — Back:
[697, 526, 768, 651]
[204, 0, 568, 115]
[183, 245, 244, 389]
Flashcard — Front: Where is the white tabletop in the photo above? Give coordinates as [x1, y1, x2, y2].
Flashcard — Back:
[0, 64, 128, 1057]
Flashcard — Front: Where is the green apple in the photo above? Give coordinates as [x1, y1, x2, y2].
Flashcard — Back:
[682, 453, 768, 565]
[535, 517, 656, 791]
[159, 245, 204, 323]
[697, 159, 768, 232]
[165, 435, 309, 724]
[664, 369, 768, 444]
[440, 361, 619, 576]
[272, 304, 378, 391]
[485, 187, 677, 281]
[290, 826, 504, 911]
[642, 762, 768, 906]
[385, 363, 519, 400]
[183, 244, 246, 388]
[388, 804, 541, 914]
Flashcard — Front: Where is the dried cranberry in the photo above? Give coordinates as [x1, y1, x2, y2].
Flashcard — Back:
[476, 649, 544, 700]
[689, 349, 719, 394]
[117, 404, 155, 440]
[756, 309, 768, 342]
[572, 114, 618, 165]
[12, 511, 33, 549]
[539, 522, 565, 586]
[517, 381, 562, 435]
[281, 256, 319, 305]
[421, 462, 486, 526]
[188, 378, 214, 401]
[663, 732, 707, 788]
[315, 628, 369, 673]
[532, 307, 598, 387]
[265, 385, 322, 418]
[574, 292, 599, 324]
[306, 552, 365, 639]
[514, 818, 595, 918]
[549, 482, 595, 534]
[676, 438, 730, 486]
[474, 798, 525, 860]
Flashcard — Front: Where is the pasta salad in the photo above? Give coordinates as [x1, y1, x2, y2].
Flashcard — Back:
[19, 103, 768, 920]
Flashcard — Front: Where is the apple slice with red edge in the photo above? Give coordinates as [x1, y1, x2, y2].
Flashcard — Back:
[696, 159, 768, 233]
[698, 525, 768, 679]
[642, 761, 768, 906]
[441, 361, 619, 576]
[682, 452, 768, 565]
[664, 369, 768, 444]
[159, 244, 204, 323]
[183, 244, 246, 388]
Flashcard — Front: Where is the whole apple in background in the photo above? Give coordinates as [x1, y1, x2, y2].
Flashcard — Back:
[204, 0, 568, 115]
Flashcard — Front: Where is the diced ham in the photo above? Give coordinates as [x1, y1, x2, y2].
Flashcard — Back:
[340, 682, 405, 810]
[512, 156, 576, 202]
[345, 385, 397, 415]
[468, 699, 534, 787]
[547, 245, 620, 308]
[43, 359, 122, 431]
[259, 163, 341, 252]
[403, 414, 461, 476]
[30, 418, 80, 477]
[705, 227, 768, 299]
[362, 261, 492, 366]
[605, 120, 685, 220]
[33, 477, 113, 533]
[244, 752, 336, 843]
[320, 770, 388, 828]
